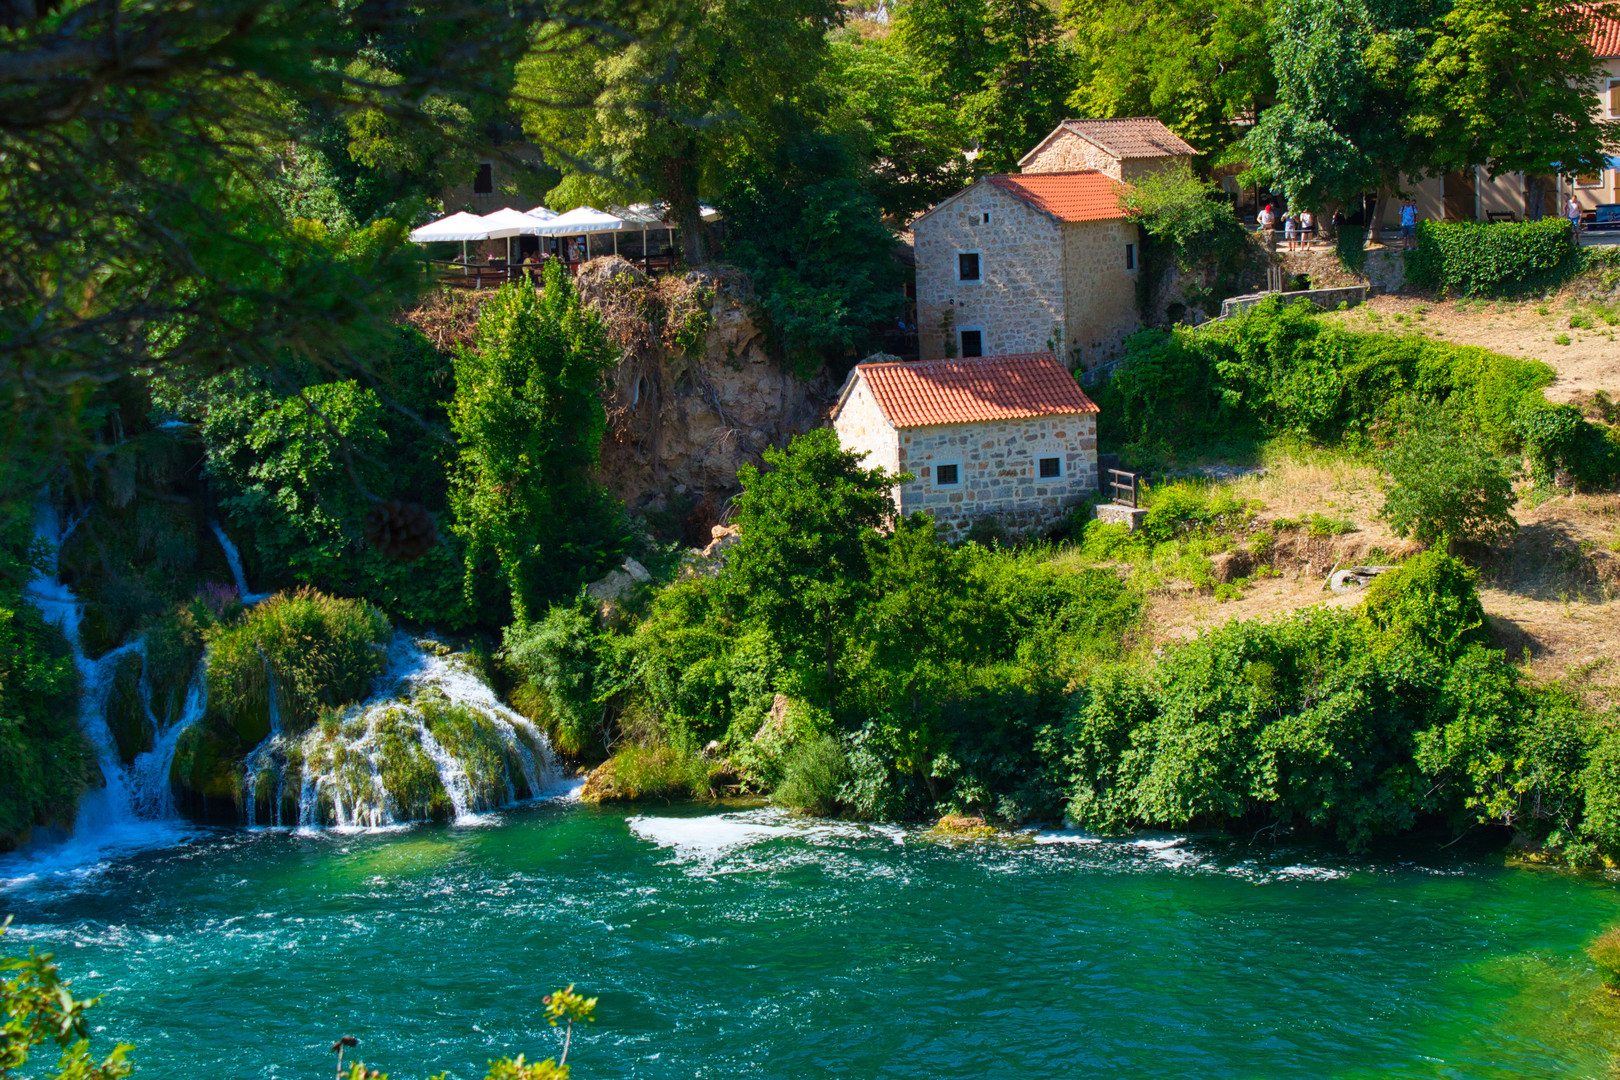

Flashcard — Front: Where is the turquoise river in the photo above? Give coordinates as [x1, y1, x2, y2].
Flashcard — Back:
[3, 798, 1620, 1079]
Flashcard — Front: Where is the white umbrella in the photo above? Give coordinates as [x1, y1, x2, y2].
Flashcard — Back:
[477, 207, 555, 268]
[409, 211, 494, 276]
[408, 211, 490, 243]
[526, 206, 559, 220]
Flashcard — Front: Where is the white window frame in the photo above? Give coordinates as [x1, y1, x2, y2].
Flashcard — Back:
[1125, 242, 1137, 272]
[956, 250, 982, 282]
[934, 461, 962, 487]
[958, 326, 985, 358]
[1577, 171, 1606, 190]
[1036, 455, 1063, 480]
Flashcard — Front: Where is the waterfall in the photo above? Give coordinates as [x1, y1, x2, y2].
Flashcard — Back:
[25, 504, 211, 842]
[242, 634, 564, 831]
[208, 521, 270, 604]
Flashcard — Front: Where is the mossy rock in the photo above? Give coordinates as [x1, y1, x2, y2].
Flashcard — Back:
[170, 723, 245, 811]
[105, 651, 153, 765]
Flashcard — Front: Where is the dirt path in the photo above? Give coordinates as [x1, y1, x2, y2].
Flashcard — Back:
[1323, 294, 1620, 403]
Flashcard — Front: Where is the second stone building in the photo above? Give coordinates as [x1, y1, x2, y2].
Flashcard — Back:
[831, 352, 1100, 541]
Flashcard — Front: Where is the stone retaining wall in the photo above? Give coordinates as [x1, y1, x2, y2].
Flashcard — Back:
[1220, 285, 1369, 319]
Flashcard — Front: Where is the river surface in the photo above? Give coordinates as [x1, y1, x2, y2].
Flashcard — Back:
[3, 800, 1618, 1080]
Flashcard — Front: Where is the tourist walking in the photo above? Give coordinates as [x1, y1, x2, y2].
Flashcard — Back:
[1283, 211, 1297, 244]
[1567, 194, 1583, 235]
[1300, 209, 1315, 245]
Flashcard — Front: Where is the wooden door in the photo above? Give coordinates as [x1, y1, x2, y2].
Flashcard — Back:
[1443, 170, 1477, 221]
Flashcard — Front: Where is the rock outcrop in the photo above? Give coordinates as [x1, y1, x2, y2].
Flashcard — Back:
[574, 258, 834, 538]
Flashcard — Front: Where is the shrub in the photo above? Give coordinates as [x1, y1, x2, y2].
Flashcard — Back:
[597, 741, 709, 801]
[1380, 405, 1517, 548]
[206, 588, 391, 738]
[1361, 551, 1489, 660]
[502, 601, 602, 758]
[1335, 223, 1366, 275]
[1515, 401, 1620, 488]
[771, 735, 851, 816]
[1589, 926, 1620, 992]
[1405, 218, 1576, 295]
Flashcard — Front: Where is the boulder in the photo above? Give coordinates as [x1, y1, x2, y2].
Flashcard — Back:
[1210, 549, 1253, 584]
[622, 557, 652, 583]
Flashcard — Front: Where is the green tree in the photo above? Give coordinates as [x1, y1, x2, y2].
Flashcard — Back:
[821, 34, 973, 220]
[1064, 0, 1275, 160]
[726, 429, 902, 704]
[449, 266, 620, 619]
[1120, 166, 1256, 316]
[514, 0, 845, 257]
[1240, 0, 1617, 212]
[894, 0, 1076, 172]
[1380, 403, 1518, 549]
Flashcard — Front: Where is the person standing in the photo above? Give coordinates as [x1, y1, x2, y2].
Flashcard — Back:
[1257, 202, 1275, 233]
[1300, 209, 1315, 244]
[1400, 199, 1418, 248]
[1568, 193, 1583, 236]
[1283, 210, 1297, 245]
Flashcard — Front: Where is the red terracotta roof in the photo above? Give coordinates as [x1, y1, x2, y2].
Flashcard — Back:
[851, 353, 1099, 429]
[988, 171, 1125, 223]
[1585, 4, 1620, 57]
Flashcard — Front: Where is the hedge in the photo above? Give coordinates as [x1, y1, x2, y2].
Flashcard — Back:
[1404, 217, 1577, 295]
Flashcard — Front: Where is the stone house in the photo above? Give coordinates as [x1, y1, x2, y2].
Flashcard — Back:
[912, 170, 1143, 367]
[830, 352, 1100, 540]
[1019, 117, 1199, 181]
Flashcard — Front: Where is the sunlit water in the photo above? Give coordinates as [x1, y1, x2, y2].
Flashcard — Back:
[3, 803, 1619, 1079]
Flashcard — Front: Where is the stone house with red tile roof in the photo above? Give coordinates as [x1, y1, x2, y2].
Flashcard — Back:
[1019, 117, 1200, 181]
[831, 352, 1100, 539]
[912, 169, 1142, 367]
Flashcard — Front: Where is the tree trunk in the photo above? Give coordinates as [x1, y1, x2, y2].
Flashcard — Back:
[662, 146, 703, 264]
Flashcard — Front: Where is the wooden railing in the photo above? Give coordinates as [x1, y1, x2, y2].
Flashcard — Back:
[1107, 468, 1139, 508]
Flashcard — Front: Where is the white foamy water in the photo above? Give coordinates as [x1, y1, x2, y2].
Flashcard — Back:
[207, 521, 270, 605]
[245, 634, 565, 831]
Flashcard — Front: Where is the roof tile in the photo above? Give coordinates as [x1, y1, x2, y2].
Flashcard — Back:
[1585, 3, 1620, 57]
[987, 171, 1125, 223]
[1061, 117, 1199, 159]
[851, 353, 1100, 429]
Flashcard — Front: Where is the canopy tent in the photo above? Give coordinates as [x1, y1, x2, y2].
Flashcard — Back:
[408, 211, 490, 243]
[529, 203, 719, 263]
[526, 206, 559, 220]
[477, 207, 556, 265]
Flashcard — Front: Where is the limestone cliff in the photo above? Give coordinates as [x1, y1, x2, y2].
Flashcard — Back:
[572, 258, 834, 533]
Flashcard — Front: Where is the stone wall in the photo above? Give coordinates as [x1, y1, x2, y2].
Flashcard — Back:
[894, 414, 1098, 540]
[914, 181, 1065, 360]
[1021, 131, 1123, 179]
[831, 375, 902, 506]
[1276, 247, 1406, 293]
[1061, 219, 1142, 367]
[1219, 285, 1368, 319]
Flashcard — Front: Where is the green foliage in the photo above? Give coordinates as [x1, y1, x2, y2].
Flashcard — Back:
[502, 603, 604, 758]
[1362, 551, 1489, 659]
[1335, 224, 1366, 275]
[0, 529, 84, 850]
[1405, 218, 1578, 296]
[1097, 300, 1566, 466]
[1064, 0, 1273, 161]
[1379, 405, 1519, 548]
[1121, 167, 1257, 317]
[1515, 401, 1620, 488]
[772, 735, 851, 816]
[728, 429, 901, 703]
[894, 0, 1077, 174]
[1238, 0, 1613, 209]
[205, 589, 391, 739]
[1588, 927, 1620, 992]
[717, 148, 904, 373]
[596, 741, 711, 801]
[1, 920, 133, 1080]
[450, 269, 623, 620]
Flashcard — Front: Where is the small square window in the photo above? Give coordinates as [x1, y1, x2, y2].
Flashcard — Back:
[958, 252, 980, 281]
[1610, 79, 1619, 117]
[1038, 456, 1061, 479]
[1125, 243, 1136, 271]
[935, 463, 960, 486]
[473, 162, 494, 195]
[959, 329, 983, 357]
[1577, 172, 1604, 189]
[982, 211, 991, 224]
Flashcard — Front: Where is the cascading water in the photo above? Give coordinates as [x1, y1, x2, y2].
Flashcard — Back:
[242, 634, 565, 830]
[25, 504, 211, 842]
[207, 521, 270, 604]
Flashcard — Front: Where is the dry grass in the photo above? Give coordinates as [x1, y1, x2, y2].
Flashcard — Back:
[1081, 453, 1620, 706]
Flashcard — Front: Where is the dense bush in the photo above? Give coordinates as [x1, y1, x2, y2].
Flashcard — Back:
[0, 538, 84, 850]
[1589, 926, 1620, 992]
[1405, 217, 1577, 296]
[1379, 405, 1518, 548]
[1096, 300, 1619, 487]
[771, 735, 851, 816]
[502, 601, 603, 758]
[206, 588, 391, 737]
[1515, 400, 1620, 488]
